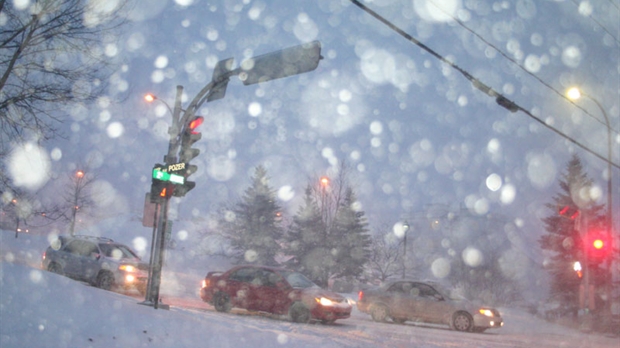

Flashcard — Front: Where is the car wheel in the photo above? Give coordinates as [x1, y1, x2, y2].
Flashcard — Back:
[96, 272, 114, 291]
[452, 311, 473, 332]
[392, 317, 407, 324]
[47, 263, 63, 275]
[213, 292, 232, 313]
[370, 304, 389, 322]
[289, 302, 310, 323]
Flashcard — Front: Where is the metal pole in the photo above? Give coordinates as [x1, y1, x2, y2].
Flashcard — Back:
[143, 202, 160, 304]
[402, 231, 407, 279]
[580, 214, 593, 331]
[583, 94, 613, 321]
[402, 222, 409, 279]
[151, 198, 169, 309]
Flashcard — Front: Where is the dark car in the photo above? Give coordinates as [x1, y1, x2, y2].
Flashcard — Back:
[41, 235, 149, 294]
[357, 280, 503, 332]
[199, 265, 352, 324]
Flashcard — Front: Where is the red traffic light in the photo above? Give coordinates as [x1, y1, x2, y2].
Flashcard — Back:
[585, 232, 609, 264]
[188, 116, 204, 134]
[592, 238, 604, 250]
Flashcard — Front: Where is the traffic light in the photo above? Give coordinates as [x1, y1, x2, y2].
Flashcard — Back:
[174, 116, 203, 197]
[584, 232, 609, 265]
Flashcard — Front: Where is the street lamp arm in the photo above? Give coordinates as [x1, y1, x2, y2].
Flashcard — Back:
[581, 93, 611, 130]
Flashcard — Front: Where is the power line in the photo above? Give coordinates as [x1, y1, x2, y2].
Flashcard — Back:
[347, 0, 620, 170]
[425, 0, 620, 136]
[571, 0, 620, 46]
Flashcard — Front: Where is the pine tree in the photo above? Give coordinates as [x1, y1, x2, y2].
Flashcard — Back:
[226, 165, 284, 266]
[284, 186, 330, 283]
[286, 161, 372, 288]
[329, 188, 372, 281]
[539, 155, 605, 308]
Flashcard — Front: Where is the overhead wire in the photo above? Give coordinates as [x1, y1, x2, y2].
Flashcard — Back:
[569, 0, 620, 46]
[346, 0, 620, 170]
[426, 0, 620, 136]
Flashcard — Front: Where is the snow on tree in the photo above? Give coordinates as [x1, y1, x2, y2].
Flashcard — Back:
[329, 187, 371, 282]
[220, 165, 284, 266]
[284, 185, 329, 283]
[539, 154, 605, 309]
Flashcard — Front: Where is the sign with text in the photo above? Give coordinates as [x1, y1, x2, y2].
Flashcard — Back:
[152, 167, 185, 185]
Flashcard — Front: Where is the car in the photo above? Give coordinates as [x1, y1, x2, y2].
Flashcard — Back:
[199, 265, 352, 324]
[357, 280, 503, 333]
[41, 235, 149, 295]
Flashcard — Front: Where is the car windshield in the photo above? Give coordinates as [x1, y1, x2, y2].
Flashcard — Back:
[280, 271, 318, 289]
[98, 244, 139, 260]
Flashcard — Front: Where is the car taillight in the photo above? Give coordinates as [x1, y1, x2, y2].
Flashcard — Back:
[42, 251, 46, 260]
[202, 279, 210, 288]
[358, 291, 364, 301]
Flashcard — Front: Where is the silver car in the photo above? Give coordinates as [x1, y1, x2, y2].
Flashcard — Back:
[357, 280, 503, 333]
[41, 235, 149, 294]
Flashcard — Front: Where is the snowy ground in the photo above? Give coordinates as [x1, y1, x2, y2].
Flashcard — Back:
[1, 231, 618, 347]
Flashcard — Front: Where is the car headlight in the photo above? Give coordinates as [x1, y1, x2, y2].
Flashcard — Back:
[479, 308, 494, 317]
[316, 297, 334, 306]
[119, 265, 136, 272]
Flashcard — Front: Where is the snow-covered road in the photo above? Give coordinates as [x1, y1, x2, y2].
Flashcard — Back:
[2, 231, 617, 347]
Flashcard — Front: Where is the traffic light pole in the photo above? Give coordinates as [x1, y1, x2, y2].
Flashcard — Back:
[142, 86, 184, 309]
[140, 41, 323, 309]
[578, 213, 594, 331]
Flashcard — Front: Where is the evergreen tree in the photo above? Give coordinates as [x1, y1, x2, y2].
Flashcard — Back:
[286, 161, 372, 288]
[329, 188, 371, 281]
[225, 165, 283, 266]
[539, 155, 605, 308]
[284, 186, 330, 283]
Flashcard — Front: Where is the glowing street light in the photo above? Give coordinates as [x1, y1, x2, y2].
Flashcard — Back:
[566, 86, 613, 251]
[320, 176, 329, 187]
[145, 93, 174, 115]
[567, 86, 614, 315]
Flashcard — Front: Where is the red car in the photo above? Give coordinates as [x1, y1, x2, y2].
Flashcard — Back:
[199, 265, 352, 324]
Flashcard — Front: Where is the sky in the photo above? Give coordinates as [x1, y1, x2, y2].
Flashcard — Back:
[2, 0, 620, 323]
[2, 231, 619, 347]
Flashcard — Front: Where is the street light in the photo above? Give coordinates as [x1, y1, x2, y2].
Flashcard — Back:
[70, 170, 85, 236]
[145, 93, 175, 115]
[566, 87, 613, 248]
[567, 86, 614, 317]
[319, 176, 329, 223]
[402, 221, 409, 279]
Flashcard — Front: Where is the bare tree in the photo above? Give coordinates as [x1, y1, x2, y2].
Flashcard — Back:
[1, 188, 65, 237]
[0, 0, 129, 189]
[62, 168, 96, 236]
[364, 224, 404, 284]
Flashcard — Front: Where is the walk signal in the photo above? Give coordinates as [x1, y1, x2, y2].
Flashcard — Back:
[150, 180, 173, 203]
